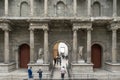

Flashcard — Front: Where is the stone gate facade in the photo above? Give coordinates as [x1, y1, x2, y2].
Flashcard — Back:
[0, 0, 120, 80]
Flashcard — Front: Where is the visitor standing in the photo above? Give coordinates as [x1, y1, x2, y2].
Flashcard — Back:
[60, 66, 66, 80]
[37, 69, 43, 80]
[57, 56, 61, 65]
[28, 67, 33, 80]
[54, 58, 57, 66]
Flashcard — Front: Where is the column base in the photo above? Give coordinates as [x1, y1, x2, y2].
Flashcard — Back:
[0, 62, 16, 73]
[105, 62, 120, 72]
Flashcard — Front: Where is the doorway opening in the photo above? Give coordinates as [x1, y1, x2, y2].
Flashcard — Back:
[19, 44, 30, 68]
[53, 42, 68, 68]
[91, 44, 102, 68]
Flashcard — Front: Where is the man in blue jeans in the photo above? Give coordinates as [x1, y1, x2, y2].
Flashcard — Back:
[28, 67, 33, 80]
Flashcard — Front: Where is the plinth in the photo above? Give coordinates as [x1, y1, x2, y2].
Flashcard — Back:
[105, 62, 120, 72]
[0, 62, 16, 73]
[71, 63, 93, 73]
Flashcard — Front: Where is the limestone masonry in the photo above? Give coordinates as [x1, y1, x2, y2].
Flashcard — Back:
[0, 0, 120, 80]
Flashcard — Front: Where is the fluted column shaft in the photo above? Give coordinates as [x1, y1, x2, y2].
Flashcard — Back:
[112, 28, 117, 63]
[30, 0, 34, 16]
[73, 29, 77, 63]
[30, 29, 34, 63]
[88, 0, 91, 17]
[44, 29, 48, 64]
[4, 30, 9, 63]
[5, 0, 8, 16]
[73, 0, 77, 16]
[87, 28, 92, 63]
[44, 0, 48, 17]
[113, 0, 117, 17]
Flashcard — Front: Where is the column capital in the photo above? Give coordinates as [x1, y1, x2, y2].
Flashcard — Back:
[29, 27, 35, 31]
[43, 24, 49, 31]
[110, 22, 119, 30]
[111, 27, 118, 31]
[72, 26, 79, 31]
[1, 23, 11, 31]
[87, 28, 93, 31]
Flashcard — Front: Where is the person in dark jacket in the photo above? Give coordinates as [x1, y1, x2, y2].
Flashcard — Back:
[37, 69, 43, 80]
[28, 67, 33, 80]
[61, 66, 66, 80]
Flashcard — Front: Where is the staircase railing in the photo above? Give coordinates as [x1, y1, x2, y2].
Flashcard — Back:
[66, 63, 71, 80]
[50, 64, 55, 79]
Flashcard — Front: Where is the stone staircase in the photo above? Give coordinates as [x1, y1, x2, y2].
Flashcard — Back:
[51, 63, 69, 80]
[1, 66, 120, 80]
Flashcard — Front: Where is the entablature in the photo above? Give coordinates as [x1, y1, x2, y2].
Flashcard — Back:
[29, 22, 49, 30]
[72, 21, 92, 31]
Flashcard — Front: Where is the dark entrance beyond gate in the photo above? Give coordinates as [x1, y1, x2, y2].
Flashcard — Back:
[91, 44, 102, 68]
[19, 44, 30, 68]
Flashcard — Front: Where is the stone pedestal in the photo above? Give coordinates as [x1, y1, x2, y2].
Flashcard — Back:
[105, 62, 120, 72]
[28, 63, 50, 78]
[78, 59, 85, 63]
[71, 63, 93, 79]
[36, 59, 43, 64]
[0, 62, 16, 73]
[71, 63, 93, 73]
[28, 63, 50, 72]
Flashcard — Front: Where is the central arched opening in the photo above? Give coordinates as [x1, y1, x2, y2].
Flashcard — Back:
[53, 42, 68, 68]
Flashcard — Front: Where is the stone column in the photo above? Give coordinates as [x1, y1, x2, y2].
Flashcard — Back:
[30, 28, 34, 63]
[88, 0, 91, 17]
[113, 0, 117, 17]
[111, 28, 117, 63]
[30, 0, 34, 16]
[15, 48, 19, 69]
[44, 28, 49, 64]
[73, 0, 77, 16]
[86, 28, 92, 63]
[5, 0, 8, 16]
[44, 0, 48, 17]
[4, 29, 10, 63]
[72, 28, 78, 63]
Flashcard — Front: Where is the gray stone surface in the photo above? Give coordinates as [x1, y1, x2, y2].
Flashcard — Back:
[0, 0, 120, 79]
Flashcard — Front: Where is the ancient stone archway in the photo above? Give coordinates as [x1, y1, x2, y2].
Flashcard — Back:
[51, 41, 71, 67]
